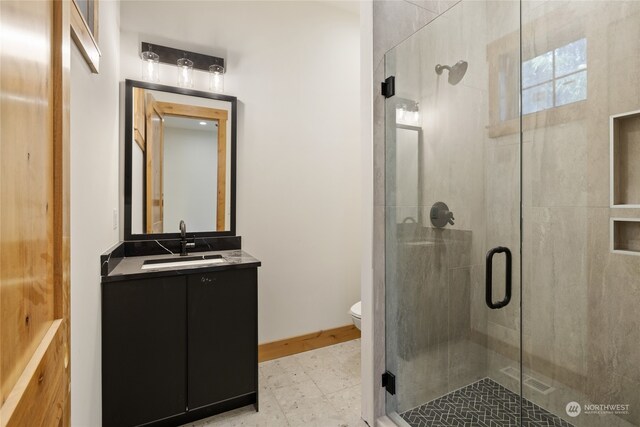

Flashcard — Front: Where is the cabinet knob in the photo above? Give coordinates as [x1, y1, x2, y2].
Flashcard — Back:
[200, 276, 215, 284]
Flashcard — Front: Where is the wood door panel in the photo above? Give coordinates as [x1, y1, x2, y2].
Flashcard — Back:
[0, 0, 56, 404]
[0, 0, 70, 425]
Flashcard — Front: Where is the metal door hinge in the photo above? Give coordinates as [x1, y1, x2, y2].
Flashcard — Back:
[381, 76, 395, 98]
[382, 371, 396, 395]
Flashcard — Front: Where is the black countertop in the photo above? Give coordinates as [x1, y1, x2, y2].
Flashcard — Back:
[102, 249, 261, 283]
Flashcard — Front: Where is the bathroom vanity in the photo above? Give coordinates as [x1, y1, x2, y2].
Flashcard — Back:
[101, 244, 260, 427]
[100, 80, 260, 426]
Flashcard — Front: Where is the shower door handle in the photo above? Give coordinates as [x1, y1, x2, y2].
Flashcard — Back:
[485, 246, 512, 309]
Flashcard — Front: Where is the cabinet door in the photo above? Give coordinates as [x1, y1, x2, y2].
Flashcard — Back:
[188, 269, 257, 410]
[103, 277, 187, 426]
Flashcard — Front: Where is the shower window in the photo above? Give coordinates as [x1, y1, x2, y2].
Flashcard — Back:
[522, 38, 587, 114]
[488, 22, 588, 138]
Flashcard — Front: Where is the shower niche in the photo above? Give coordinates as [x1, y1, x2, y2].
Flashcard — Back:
[610, 109, 640, 207]
[610, 109, 640, 255]
[611, 219, 640, 255]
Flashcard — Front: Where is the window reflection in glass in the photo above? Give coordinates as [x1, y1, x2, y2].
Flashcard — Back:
[521, 37, 587, 115]
[555, 70, 587, 107]
[522, 51, 553, 88]
[523, 82, 553, 114]
[555, 38, 587, 76]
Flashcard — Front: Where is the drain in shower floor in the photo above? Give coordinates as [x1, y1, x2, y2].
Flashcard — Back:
[400, 378, 573, 427]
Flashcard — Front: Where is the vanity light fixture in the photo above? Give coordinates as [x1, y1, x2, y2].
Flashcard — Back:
[177, 55, 194, 88]
[140, 45, 159, 82]
[209, 64, 225, 93]
[140, 42, 226, 90]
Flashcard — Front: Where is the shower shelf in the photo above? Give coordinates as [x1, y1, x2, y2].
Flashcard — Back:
[610, 109, 640, 207]
[611, 218, 640, 256]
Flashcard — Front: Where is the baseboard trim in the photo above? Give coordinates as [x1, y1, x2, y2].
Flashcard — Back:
[258, 324, 360, 362]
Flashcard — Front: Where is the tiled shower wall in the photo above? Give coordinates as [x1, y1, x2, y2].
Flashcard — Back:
[374, 1, 640, 426]
[519, 2, 640, 425]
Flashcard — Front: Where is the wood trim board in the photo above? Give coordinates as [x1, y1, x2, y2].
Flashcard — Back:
[155, 102, 228, 121]
[0, 321, 66, 427]
[258, 325, 360, 363]
[70, 0, 100, 73]
[53, 1, 72, 424]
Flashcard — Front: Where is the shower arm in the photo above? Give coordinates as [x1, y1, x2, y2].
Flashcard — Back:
[435, 64, 451, 75]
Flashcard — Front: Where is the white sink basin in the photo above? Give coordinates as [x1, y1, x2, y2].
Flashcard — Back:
[141, 255, 225, 270]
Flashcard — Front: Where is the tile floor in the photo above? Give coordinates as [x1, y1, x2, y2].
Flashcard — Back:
[400, 378, 573, 427]
[185, 339, 367, 427]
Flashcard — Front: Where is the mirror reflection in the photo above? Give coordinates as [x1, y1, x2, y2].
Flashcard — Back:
[394, 99, 422, 225]
[130, 86, 232, 234]
[395, 127, 420, 224]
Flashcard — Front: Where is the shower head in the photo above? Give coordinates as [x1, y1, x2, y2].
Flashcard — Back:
[435, 60, 468, 85]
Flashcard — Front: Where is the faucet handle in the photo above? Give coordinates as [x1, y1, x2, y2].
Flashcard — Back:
[447, 212, 455, 226]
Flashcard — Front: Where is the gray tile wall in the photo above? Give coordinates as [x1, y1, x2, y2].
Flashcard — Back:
[521, 2, 640, 425]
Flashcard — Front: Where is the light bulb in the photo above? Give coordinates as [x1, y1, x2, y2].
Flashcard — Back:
[209, 64, 225, 93]
[177, 57, 194, 88]
[141, 49, 159, 82]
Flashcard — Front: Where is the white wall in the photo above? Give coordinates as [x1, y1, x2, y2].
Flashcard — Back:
[120, 1, 362, 343]
[70, 1, 120, 426]
[359, 1, 374, 424]
[163, 125, 218, 232]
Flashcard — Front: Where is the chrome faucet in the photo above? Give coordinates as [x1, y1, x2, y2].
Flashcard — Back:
[179, 220, 195, 256]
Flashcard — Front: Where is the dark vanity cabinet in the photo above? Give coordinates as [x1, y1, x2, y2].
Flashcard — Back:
[103, 276, 187, 427]
[188, 269, 258, 410]
[102, 267, 258, 427]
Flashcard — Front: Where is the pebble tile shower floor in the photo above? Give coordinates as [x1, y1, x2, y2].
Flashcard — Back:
[400, 378, 573, 427]
[182, 339, 366, 427]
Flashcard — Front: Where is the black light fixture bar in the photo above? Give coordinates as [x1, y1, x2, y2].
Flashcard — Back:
[141, 42, 225, 72]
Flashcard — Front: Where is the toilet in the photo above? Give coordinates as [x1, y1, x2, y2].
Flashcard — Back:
[349, 301, 362, 330]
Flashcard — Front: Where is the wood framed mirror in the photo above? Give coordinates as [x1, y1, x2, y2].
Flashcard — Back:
[124, 79, 237, 240]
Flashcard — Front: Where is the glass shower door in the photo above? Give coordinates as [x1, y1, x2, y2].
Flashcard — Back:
[384, 1, 640, 426]
[384, 1, 526, 424]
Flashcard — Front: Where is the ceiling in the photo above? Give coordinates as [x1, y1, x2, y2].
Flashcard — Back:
[163, 115, 218, 132]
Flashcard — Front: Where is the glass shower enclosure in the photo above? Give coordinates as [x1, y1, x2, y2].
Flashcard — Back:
[383, 1, 640, 426]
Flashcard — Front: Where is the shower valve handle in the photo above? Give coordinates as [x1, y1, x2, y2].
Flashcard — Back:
[447, 212, 455, 226]
[430, 202, 454, 228]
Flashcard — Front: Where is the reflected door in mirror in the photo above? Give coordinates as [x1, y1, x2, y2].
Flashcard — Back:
[129, 85, 232, 235]
[146, 93, 164, 233]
